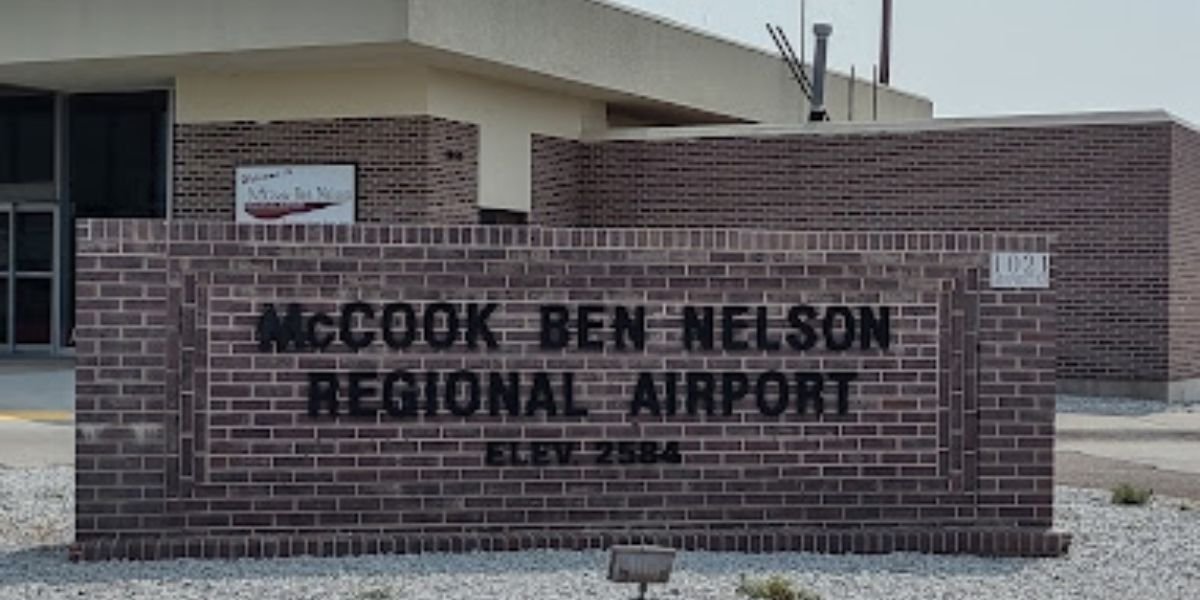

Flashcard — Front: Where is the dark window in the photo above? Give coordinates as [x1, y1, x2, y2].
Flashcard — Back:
[15, 278, 51, 345]
[0, 279, 7, 345]
[0, 94, 54, 184]
[15, 212, 53, 272]
[69, 91, 167, 218]
[480, 209, 529, 225]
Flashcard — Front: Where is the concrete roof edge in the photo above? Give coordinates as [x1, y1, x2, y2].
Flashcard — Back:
[582, 0, 932, 105]
[591, 109, 1182, 141]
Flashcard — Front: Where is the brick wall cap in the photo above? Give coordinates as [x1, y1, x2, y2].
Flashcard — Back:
[593, 109, 1191, 143]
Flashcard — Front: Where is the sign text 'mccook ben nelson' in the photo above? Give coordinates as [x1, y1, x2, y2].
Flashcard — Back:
[256, 303, 894, 420]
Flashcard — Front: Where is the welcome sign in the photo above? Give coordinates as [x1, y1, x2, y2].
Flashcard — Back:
[235, 165, 356, 224]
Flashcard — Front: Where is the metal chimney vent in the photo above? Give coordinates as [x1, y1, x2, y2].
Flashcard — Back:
[809, 22, 833, 122]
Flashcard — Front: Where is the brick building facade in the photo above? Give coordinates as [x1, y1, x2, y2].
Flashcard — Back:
[166, 112, 1200, 401]
[531, 116, 1200, 401]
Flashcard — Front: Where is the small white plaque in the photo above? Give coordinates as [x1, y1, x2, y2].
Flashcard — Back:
[235, 165, 356, 224]
[991, 252, 1050, 289]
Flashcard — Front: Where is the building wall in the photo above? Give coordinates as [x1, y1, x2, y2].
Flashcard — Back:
[0, 0, 411, 66]
[1170, 124, 1200, 399]
[174, 67, 431, 124]
[173, 116, 478, 223]
[73, 220, 1064, 560]
[530, 135, 584, 227]
[172, 66, 604, 217]
[535, 122, 1175, 394]
[426, 69, 606, 212]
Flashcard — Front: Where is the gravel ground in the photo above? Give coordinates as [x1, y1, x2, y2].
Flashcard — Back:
[2, 467, 1200, 599]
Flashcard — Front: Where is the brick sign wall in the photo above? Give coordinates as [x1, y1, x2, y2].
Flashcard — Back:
[74, 220, 1066, 560]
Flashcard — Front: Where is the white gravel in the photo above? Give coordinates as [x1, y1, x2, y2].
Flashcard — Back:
[2, 467, 1200, 599]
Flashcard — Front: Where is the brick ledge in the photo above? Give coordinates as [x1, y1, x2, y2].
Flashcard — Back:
[69, 528, 1071, 562]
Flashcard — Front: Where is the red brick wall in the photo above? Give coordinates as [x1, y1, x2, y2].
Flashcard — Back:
[537, 123, 1173, 391]
[74, 220, 1065, 560]
[173, 116, 479, 224]
[1170, 124, 1200, 387]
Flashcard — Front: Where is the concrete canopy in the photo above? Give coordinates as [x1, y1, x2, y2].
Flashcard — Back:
[0, 0, 931, 124]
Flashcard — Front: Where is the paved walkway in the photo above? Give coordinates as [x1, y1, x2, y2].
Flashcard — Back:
[0, 362, 73, 423]
[1057, 409, 1200, 500]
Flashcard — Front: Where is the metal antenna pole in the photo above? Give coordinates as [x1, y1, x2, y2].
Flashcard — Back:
[849, 65, 856, 121]
[800, 0, 807, 66]
[872, 65, 879, 121]
[880, 0, 893, 85]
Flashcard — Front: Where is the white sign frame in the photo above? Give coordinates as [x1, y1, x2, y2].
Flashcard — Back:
[990, 252, 1051, 289]
[235, 165, 357, 224]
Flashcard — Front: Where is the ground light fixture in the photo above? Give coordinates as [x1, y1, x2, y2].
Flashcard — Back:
[607, 545, 677, 599]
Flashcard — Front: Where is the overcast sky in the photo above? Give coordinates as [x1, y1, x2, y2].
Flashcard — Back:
[611, 0, 1200, 125]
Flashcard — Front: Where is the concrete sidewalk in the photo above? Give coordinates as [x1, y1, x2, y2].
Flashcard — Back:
[1057, 411, 1200, 475]
[1056, 407, 1200, 500]
[0, 361, 73, 422]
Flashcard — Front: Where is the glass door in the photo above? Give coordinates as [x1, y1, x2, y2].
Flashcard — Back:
[0, 203, 57, 352]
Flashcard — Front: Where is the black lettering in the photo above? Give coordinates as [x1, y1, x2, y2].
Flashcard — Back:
[396, 371, 422, 417]
[382, 371, 417, 418]
[786, 305, 818, 351]
[540, 305, 570, 350]
[756, 371, 789, 417]
[664, 372, 679, 416]
[562, 372, 587, 417]
[445, 370, 481, 417]
[722, 306, 751, 352]
[485, 442, 505, 466]
[577, 305, 605, 351]
[755, 307, 782, 351]
[424, 372, 440, 417]
[796, 373, 826, 415]
[721, 372, 750, 416]
[685, 372, 716, 416]
[552, 442, 574, 465]
[347, 372, 378, 418]
[307, 312, 335, 351]
[488, 373, 521, 416]
[424, 302, 459, 349]
[683, 307, 715, 351]
[613, 306, 646, 351]
[339, 302, 376, 352]
[630, 373, 661, 417]
[860, 307, 892, 350]
[823, 306, 857, 352]
[829, 372, 857, 416]
[381, 303, 417, 350]
[257, 303, 308, 352]
[531, 442, 552, 467]
[307, 372, 340, 417]
[466, 303, 500, 349]
[527, 372, 558, 416]
[506, 442, 528, 466]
